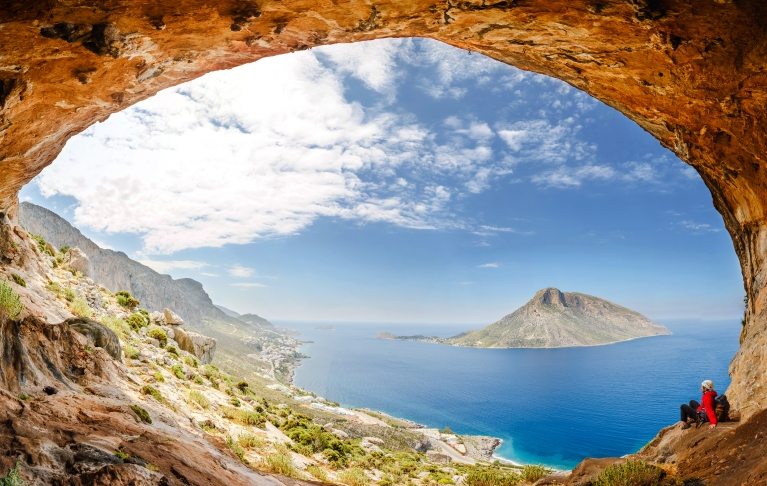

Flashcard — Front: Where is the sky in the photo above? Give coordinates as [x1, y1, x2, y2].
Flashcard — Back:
[20, 38, 744, 324]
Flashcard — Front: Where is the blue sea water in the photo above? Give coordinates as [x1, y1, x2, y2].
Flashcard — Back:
[286, 319, 740, 470]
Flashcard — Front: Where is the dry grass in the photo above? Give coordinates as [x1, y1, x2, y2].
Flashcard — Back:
[69, 297, 92, 318]
[189, 390, 210, 409]
[338, 467, 370, 486]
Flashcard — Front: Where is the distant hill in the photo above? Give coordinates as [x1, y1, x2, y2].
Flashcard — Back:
[215, 305, 241, 318]
[20, 202, 229, 326]
[237, 313, 274, 327]
[379, 288, 671, 348]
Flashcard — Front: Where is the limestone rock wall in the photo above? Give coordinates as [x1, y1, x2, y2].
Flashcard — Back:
[1, 1, 767, 416]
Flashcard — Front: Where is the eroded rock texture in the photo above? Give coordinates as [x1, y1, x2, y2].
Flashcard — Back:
[1, 1, 767, 415]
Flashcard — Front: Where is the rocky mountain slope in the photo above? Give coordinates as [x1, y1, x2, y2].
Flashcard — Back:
[381, 288, 671, 348]
[451, 288, 671, 348]
[19, 202, 230, 326]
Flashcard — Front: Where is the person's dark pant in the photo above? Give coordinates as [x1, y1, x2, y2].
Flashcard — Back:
[680, 400, 701, 423]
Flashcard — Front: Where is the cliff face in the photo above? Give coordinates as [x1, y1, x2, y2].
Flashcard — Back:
[0, 0, 766, 417]
[19, 202, 227, 326]
[451, 288, 671, 348]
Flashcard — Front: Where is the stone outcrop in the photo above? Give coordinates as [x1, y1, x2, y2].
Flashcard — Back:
[64, 247, 92, 278]
[1, 0, 766, 417]
[66, 317, 122, 361]
[163, 308, 184, 326]
[173, 327, 217, 364]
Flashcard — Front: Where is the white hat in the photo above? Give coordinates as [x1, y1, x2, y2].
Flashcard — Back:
[702, 380, 714, 390]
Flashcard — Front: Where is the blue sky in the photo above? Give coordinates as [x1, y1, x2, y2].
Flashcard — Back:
[20, 38, 743, 323]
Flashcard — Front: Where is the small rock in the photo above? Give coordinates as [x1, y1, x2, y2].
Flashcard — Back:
[43, 386, 58, 395]
[331, 428, 349, 440]
[426, 450, 451, 465]
[163, 308, 184, 326]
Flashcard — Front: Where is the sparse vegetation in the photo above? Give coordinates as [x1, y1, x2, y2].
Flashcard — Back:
[338, 467, 370, 486]
[29, 233, 53, 256]
[69, 297, 92, 318]
[101, 315, 131, 340]
[184, 355, 199, 368]
[189, 390, 210, 409]
[591, 460, 664, 486]
[237, 432, 266, 450]
[465, 467, 522, 486]
[235, 381, 249, 391]
[129, 404, 152, 424]
[171, 364, 185, 379]
[259, 444, 302, 479]
[193, 374, 204, 385]
[153, 371, 165, 383]
[59, 245, 70, 254]
[46, 281, 63, 297]
[147, 328, 167, 347]
[230, 397, 241, 407]
[221, 406, 265, 427]
[0, 280, 24, 319]
[521, 465, 553, 483]
[141, 385, 164, 403]
[123, 342, 139, 359]
[17, 394, 30, 401]
[115, 290, 139, 309]
[226, 436, 249, 464]
[63, 286, 76, 302]
[10, 273, 25, 288]
[0, 461, 25, 486]
[306, 464, 328, 482]
[114, 450, 129, 460]
[440, 426, 454, 435]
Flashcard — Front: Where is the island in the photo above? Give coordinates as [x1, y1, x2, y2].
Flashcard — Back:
[377, 287, 671, 348]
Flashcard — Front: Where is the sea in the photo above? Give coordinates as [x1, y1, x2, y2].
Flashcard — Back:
[284, 319, 740, 470]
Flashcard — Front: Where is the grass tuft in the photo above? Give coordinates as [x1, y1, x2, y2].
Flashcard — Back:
[101, 315, 131, 340]
[521, 464, 553, 483]
[153, 371, 165, 383]
[171, 364, 185, 380]
[0, 280, 24, 319]
[69, 297, 92, 318]
[226, 436, 249, 464]
[306, 464, 328, 482]
[338, 467, 370, 486]
[141, 385, 164, 403]
[0, 461, 25, 486]
[465, 467, 522, 486]
[129, 404, 152, 424]
[9, 274, 25, 288]
[147, 328, 167, 347]
[189, 390, 210, 409]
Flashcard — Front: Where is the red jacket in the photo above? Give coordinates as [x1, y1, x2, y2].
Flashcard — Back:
[698, 390, 718, 424]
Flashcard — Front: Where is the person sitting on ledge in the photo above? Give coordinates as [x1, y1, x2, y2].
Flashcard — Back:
[679, 380, 718, 430]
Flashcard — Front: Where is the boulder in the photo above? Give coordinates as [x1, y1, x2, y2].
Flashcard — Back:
[65, 247, 92, 277]
[426, 451, 451, 465]
[163, 308, 184, 326]
[45, 241, 57, 255]
[149, 311, 165, 326]
[330, 428, 349, 440]
[173, 327, 216, 364]
[66, 317, 122, 361]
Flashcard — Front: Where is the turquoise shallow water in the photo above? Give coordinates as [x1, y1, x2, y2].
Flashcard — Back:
[286, 319, 739, 469]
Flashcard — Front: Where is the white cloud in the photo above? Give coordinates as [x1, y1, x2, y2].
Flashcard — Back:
[679, 221, 721, 233]
[230, 282, 268, 287]
[478, 263, 499, 268]
[228, 265, 255, 277]
[201, 273, 219, 277]
[460, 281, 475, 285]
[315, 40, 403, 96]
[138, 259, 209, 273]
[531, 165, 616, 188]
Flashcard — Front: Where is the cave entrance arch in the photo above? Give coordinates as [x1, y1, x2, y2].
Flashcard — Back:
[1, 0, 766, 417]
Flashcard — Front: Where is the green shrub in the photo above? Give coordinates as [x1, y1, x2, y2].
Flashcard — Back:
[116, 290, 140, 309]
[465, 468, 522, 486]
[29, 233, 53, 256]
[166, 345, 178, 354]
[235, 381, 249, 391]
[9, 274, 25, 288]
[153, 371, 165, 383]
[521, 465, 552, 483]
[147, 328, 167, 347]
[126, 313, 147, 331]
[225, 436, 249, 464]
[591, 460, 664, 486]
[69, 268, 82, 279]
[440, 426, 454, 435]
[17, 394, 30, 401]
[306, 464, 327, 482]
[0, 461, 24, 486]
[141, 385, 163, 403]
[130, 404, 152, 424]
[47, 281, 63, 296]
[114, 450, 129, 460]
[338, 467, 370, 486]
[70, 297, 92, 318]
[189, 390, 210, 409]
[138, 308, 150, 321]
[230, 397, 241, 407]
[0, 280, 24, 319]
[184, 355, 199, 368]
[193, 374, 204, 385]
[281, 415, 351, 468]
[59, 245, 70, 254]
[123, 343, 139, 359]
[171, 364, 185, 379]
